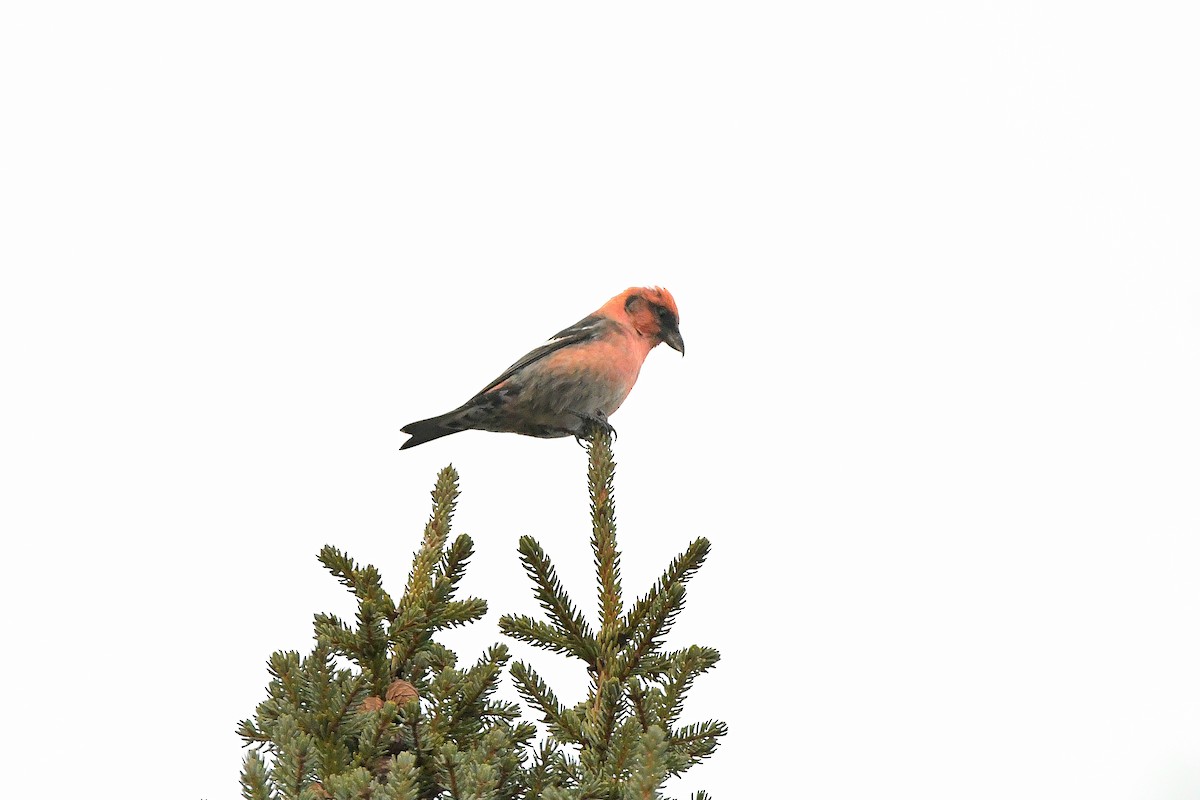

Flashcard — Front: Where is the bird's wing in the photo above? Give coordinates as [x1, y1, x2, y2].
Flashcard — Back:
[472, 314, 614, 396]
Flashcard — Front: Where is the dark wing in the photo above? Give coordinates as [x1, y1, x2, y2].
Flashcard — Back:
[470, 314, 614, 397]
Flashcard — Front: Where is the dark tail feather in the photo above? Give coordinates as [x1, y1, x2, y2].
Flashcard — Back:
[400, 413, 464, 450]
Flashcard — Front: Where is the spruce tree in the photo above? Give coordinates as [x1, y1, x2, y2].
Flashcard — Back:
[238, 467, 533, 800]
[238, 429, 724, 799]
[499, 427, 725, 799]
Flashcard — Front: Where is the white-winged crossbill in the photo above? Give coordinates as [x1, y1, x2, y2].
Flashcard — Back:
[400, 286, 683, 449]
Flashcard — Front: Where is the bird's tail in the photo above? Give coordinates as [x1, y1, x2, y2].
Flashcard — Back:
[400, 412, 465, 450]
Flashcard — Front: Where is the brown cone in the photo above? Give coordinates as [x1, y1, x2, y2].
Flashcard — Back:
[386, 679, 419, 705]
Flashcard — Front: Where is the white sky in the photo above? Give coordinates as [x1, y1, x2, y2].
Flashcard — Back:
[2, 3, 1199, 799]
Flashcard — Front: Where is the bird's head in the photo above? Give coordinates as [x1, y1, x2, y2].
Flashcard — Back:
[618, 286, 684, 355]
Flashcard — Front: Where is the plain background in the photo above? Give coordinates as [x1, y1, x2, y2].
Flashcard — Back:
[2, 3, 1198, 798]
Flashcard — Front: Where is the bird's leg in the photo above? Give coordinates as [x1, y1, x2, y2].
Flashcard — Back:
[569, 409, 617, 446]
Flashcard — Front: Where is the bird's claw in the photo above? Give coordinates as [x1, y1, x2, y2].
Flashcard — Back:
[571, 411, 617, 447]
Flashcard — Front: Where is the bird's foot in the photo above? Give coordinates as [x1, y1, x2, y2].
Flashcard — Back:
[570, 410, 617, 447]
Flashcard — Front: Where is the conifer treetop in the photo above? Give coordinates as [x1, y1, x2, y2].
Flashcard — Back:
[239, 434, 724, 799]
[499, 425, 726, 796]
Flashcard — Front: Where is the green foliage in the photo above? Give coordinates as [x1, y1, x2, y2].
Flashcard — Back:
[498, 428, 726, 798]
[240, 432, 723, 799]
[238, 467, 534, 800]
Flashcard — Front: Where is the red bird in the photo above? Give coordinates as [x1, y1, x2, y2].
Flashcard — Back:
[400, 286, 684, 449]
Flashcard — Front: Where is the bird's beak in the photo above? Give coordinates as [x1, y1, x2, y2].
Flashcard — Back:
[661, 321, 685, 356]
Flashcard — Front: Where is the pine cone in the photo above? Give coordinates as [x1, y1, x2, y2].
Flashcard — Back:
[359, 695, 385, 713]
[386, 679, 419, 705]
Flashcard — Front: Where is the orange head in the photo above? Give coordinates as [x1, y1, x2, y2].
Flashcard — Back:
[600, 286, 684, 355]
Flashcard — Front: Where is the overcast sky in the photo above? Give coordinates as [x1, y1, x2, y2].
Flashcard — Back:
[3, 3, 1199, 799]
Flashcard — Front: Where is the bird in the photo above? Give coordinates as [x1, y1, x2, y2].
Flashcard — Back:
[400, 286, 684, 450]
